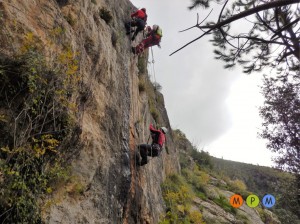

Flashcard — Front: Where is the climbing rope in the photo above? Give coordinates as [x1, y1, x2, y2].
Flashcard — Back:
[128, 8, 142, 223]
[149, 47, 157, 87]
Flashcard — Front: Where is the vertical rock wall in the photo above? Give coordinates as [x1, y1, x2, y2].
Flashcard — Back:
[0, 0, 180, 223]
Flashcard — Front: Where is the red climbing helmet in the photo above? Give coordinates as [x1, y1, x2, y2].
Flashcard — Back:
[141, 8, 146, 13]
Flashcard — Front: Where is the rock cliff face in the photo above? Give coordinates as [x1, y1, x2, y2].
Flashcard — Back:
[0, 0, 180, 223]
[0, 1, 291, 224]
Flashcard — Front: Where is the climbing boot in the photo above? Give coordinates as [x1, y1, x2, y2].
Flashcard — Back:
[140, 158, 147, 166]
[124, 22, 131, 35]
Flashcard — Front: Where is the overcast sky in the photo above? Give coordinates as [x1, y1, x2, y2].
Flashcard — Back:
[129, 0, 274, 167]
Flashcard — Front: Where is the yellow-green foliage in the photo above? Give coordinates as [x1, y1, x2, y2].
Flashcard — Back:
[193, 166, 210, 185]
[165, 185, 192, 206]
[182, 165, 209, 195]
[58, 46, 79, 81]
[20, 32, 42, 53]
[50, 26, 65, 37]
[32, 134, 59, 156]
[160, 174, 205, 224]
[0, 32, 79, 222]
[49, 26, 66, 44]
[0, 114, 7, 122]
[225, 178, 249, 199]
[190, 210, 205, 224]
[231, 179, 247, 191]
[0, 140, 70, 223]
[213, 195, 237, 215]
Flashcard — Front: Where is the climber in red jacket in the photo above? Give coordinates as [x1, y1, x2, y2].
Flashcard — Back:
[138, 124, 168, 166]
[132, 25, 162, 55]
[125, 8, 147, 41]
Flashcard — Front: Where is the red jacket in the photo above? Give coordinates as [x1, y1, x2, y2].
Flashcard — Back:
[131, 10, 147, 22]
[149, 124, 165, 147]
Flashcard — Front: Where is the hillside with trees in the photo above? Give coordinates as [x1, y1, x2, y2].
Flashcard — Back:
[211, 157, 299, 223]
[159, 129, 300, 223]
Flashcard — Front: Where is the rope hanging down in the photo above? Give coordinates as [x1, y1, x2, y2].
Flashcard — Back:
[148, 47, 157, 86]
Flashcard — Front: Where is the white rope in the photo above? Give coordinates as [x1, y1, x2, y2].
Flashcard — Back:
[150, 47, 157, 86]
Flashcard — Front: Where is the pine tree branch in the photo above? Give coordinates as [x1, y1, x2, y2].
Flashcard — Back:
[271, 17, 300, 40]
[275, 8, 300, 61]
[198, 0, 299, 30]
[237, 35, 289, 46]
[179, 10, 213, 33]
[170, 0, 299, 56]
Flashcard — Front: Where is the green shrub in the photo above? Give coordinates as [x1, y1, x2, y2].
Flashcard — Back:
[189, 210, 205, 224]
[0, 33, 79, 222]
[50, 26, 66, 44]
[196, 191, 207, 200]
[191, 149, 213, 169]
[213, 195, 237, 214]
[231, 179, 247, 191]
[226, 178, 249, 199]
[160, 174, 205, 224]
[182, 166, 209, 194]
[162, 174, 185, 193]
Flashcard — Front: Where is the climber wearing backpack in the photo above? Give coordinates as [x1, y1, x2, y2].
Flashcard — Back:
[137, 123, 168, 166]
[132, 24, 162, 55]
[125, 8, 147, 41]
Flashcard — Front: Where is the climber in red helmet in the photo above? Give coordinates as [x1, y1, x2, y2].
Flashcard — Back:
[132, 24, 162, 55]
[125, 8, 147, 41]
[137, 124, 168, 166]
